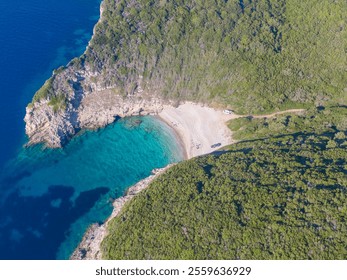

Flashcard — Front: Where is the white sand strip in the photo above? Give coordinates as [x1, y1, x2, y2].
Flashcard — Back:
[158, 102, 238, 159]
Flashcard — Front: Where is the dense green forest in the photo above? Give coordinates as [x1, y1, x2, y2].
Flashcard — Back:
[33, 0, 346, 114]
[82, 0, 346, 113]
[229, 106, 347, 141]
[95, 1, 347, 258]
[102, 107, 347, 259]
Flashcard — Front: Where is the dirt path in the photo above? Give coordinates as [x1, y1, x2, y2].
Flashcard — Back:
[229, 109, 306, 120]
[250, 109, 306, 119]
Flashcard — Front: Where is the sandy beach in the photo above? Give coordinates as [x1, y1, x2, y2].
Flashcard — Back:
[158, 103, 238, 159]
[158, 103, 306, 159]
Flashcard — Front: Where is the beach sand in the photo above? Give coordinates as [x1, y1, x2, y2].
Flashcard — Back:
[158, 102, 238, 159]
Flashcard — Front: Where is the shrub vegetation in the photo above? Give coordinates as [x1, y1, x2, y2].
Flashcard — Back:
[83, 0, 346, 113]
[102, 126, 347, 259]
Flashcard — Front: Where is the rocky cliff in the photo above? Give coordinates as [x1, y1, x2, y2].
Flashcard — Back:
[24, 71, 166, 147]
[24, 0, 170, 148]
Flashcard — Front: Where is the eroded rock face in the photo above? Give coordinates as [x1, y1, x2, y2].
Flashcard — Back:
[24, 101, 76, 148]
[24, 93, 166, 148]
[78, 90, 165, 130]
[24, 62, 169, 148]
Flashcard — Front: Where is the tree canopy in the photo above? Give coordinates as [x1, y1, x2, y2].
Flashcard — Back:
[83, 0, 346, 113]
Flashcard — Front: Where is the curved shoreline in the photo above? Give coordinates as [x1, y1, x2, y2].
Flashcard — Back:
[157, 105, 306, 159]
[69, 103, 234, 259]
[155, 115, 188, 160]
[69, 104, 307, 259]
[158, 103, 236, 159]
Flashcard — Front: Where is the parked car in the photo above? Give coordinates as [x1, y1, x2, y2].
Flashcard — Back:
[223, 109, 233, 115]
[211, 143, 222, 148]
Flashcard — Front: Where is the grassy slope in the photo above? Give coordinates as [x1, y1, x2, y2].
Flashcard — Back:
[102, 123, 347, 259]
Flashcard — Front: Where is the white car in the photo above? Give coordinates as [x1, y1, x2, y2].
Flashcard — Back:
[223, 109, 233, 115]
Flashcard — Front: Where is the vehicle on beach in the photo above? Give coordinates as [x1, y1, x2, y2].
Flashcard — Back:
[223, 109, 233, 115]
[211, 143, 221, 148]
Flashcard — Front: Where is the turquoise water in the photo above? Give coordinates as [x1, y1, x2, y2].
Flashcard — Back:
[0, 0, 184, 259]
[0, 116, 183, 259]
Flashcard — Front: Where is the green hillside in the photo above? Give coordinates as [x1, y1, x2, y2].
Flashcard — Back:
[95, 1, 347, 259]
[82, 0, 346, 113]
[102, 108, 347, 259]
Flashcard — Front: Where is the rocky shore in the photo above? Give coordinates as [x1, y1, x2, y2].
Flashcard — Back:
[24, 86, 167, 147]
[70, 165, 174, 260]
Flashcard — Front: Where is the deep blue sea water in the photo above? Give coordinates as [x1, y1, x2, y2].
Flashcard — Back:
[0, 0, 183, 259]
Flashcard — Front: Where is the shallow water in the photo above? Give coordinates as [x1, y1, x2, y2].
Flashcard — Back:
[0, 116, 183, 259]
[0, 0, 184, 259]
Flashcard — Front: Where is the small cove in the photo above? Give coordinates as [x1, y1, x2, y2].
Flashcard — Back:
[0, 116, 183, 259]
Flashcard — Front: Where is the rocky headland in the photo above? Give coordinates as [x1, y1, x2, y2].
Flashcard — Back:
[24, 0, 171, 148]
